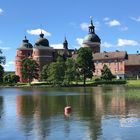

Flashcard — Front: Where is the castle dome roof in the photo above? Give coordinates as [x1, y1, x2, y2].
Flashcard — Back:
[18, 36, 33, 49]
[35, 32, 49, 47]
[83, 18, 101, 44]
[83, 33, 101, 43]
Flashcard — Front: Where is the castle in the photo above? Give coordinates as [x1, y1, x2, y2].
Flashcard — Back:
[15, 19, 140, 82]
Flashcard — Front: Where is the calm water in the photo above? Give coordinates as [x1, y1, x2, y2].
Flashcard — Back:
[0, 86, 140, 140]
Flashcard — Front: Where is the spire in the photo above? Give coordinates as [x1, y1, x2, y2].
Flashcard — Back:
[89, 16, 95, 34]
[23, 36, 29, 43]
[63, 36, 68, 49]
[40, 30, 44, 38]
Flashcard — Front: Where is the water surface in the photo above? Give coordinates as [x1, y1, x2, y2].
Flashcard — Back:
[0, 86, 140, 140]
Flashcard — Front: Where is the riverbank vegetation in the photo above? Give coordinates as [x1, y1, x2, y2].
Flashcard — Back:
[0, 48, 140, 88]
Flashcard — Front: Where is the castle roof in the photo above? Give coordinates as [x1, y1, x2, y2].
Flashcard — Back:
[125, 54, 140, 65]
[18, 36, 33, 50]
[35, 32, 49, 47]
[93, 51, 127, 61]
[83, 18, 101, 44]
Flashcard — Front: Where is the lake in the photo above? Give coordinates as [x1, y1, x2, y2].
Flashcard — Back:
[0, 86, 140, 140]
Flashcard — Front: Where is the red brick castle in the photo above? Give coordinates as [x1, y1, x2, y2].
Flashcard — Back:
[15, 19, 140, 82]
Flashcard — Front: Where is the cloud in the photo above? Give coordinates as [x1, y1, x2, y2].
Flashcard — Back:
[103, 17, 110, 21]
[120, 26, 128, 31]
[76, 38, 83, 46]
[27, 29, 51, 36]
[106, 19, 121, 27]
[8, 61, 15, 65]
[0, 8, 3, 15]
[2, 61, 15, 71]
[117, 38, 138, 46]
[130, 16, 140, 22]
[101, 42, 114, 48]
[51, 44, 63, 49]
[80, 22, 89, 31]
[0, 47, 11, 50]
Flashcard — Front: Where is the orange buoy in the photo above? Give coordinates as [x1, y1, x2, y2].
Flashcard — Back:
[64, 106, 72, 117]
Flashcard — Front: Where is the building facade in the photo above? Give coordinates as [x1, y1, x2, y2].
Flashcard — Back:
[81, 19, 140, 79]
[15, 33, 73, 82]
[15, 19, 140, 82]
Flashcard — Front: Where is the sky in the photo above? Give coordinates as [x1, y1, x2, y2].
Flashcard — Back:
[0, 0, 140, 71]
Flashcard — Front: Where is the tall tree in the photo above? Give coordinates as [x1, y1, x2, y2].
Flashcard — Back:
[101, 64, 115, 81]
[76, 47, 95, 86]
[47, 57, 65, 86]
[0, 65, 4, 83]
[21, 58, 39, 84]
[41, 65, 48, 81]
[64, 58, 76, 85]
[0, 49, 6, 64]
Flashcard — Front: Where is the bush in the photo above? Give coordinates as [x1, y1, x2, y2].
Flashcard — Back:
[94, 78, 101, 81]
[94, 80, 126, 85]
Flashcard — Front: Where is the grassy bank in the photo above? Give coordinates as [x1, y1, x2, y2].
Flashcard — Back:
[0, 80, 127, 88]
[126, 80, 140, 87]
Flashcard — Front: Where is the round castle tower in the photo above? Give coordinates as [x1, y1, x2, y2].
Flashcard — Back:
[82, 18, 101, 53]
[15, 36, 33, 82]
[32, 32, 54, 75]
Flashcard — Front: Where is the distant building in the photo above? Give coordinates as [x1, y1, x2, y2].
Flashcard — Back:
[15, 34, 74, 82]
[15, 19, 140, 82]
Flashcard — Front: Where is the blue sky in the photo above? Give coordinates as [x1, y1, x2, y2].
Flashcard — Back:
[0, 0, 140, 71]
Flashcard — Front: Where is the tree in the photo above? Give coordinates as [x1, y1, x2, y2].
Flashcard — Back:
[0, 65, 4, 83]
[3, 74, 11, 83]
[0, 49, 6, 64]
[47, 57, 65, 86]
[21, 58, 39, 84]
[41, 65, 48, 81]
[64, 58, 76, 85]
[76, 47, 95, 86]
[11, 74, 20, 83]
[101, 64, 115, 81]
[3, 74, 20, 84]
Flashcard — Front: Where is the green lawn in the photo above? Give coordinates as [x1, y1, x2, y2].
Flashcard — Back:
[126, 80, 140, 86]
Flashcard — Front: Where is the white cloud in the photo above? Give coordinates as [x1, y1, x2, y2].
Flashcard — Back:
[0, 8, 3, 15]
[27, 29, 51, 36]
[2, 61, 15, 71]
[101, 42, 114, 48]
[8, 61, 15, 65]
[51, 44, 63, 49]
[0, 47, 11, 50]
[80, 22, 89, 31]
[103, 17, 110, 21]
[106, 19, 121, 27]
[76, 38, 83, 46]
[117, 38, 138, 46]
[121, 26, 128, 31]
[130, 16, 140, 22]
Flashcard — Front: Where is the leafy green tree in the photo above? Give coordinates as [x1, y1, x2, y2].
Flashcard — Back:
[21, 58, 39, 84]
[76, 47, 95, 86]
[3, 74, 20, 84]
[47, 57, 65, 86]
[64, 58, 76, 85]
[3, 74, 11, 83]
[0, 49, 6, 64]
[41, 65, 48, 81]
[11, 74, 20, 83]
[101, 64, 115, 81]
[0, 65, 4, 83]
